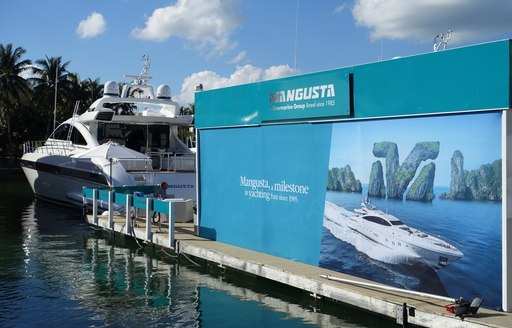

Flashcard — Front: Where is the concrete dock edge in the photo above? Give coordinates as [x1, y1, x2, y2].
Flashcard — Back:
[87, 214, 512, 328]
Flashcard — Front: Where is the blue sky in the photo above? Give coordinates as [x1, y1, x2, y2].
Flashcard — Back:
[2, 0, 512, 106]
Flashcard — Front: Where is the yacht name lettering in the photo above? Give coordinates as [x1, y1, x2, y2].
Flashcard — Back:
[269, 84, 335, 103]
[170, 184, 195, 189]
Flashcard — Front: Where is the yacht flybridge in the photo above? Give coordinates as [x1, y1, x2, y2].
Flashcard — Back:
[21, 59, 196, 207]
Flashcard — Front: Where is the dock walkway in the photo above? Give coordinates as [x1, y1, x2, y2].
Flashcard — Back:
[86, 213, 512, 328]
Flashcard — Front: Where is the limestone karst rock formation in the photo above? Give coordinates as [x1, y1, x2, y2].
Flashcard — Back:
[327, 165, 362, 193]
[373, 141, 440, 200]
[406, 162, 436, 202]
[441, 150, 501, 201]
[368, 161, 386, 198]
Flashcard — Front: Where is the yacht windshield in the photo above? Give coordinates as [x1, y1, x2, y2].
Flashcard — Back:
[97, 123, 173, 153]
[363, 215, 391, 226]
[51, 123, 87, 146]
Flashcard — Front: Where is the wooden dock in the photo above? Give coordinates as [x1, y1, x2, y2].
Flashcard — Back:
[85, 212, 512, 328]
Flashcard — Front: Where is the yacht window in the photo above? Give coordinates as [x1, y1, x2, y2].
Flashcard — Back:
[51, 123, 87, 145]
[363, 215, 391, 226]
[149, 125, 169, 150]
[125, 125, 146, 152]
[391, 220, 404, 225]
[53, 124, 70, 140]
[98, 122, 128, 146]
[70, 128, 87, 146]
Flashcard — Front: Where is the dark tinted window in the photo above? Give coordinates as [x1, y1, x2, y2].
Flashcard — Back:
[71, 128, 87, 146]
[363, 215, 391, 226]
[53, 124, 70, 140]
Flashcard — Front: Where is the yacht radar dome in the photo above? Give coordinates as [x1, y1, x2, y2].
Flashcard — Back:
[103, 81, 119, 97]
[156, 84, 171, 100]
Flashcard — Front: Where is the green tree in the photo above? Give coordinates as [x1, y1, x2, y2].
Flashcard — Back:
[30, 56, 71, 137]
[82, 77, 103, 104]
[66, 74, 103, 116]
[178, 104, 195, 147]
[0, 43, 31, 156]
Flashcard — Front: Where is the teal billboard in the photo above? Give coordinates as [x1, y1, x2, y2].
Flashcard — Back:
[261, 69, 352, 121]
[196, 68, 352, 128]
[198, 112, 503, 309]
[195, 40, 511, 311]
[199, 123, 331, 265]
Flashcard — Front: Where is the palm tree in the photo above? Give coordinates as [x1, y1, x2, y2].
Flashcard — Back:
[82, 77, 103, 105]
[65, 74, 103, 116]
[30, 56, 71, 136]
[178, 104, 195, 147]
[0, 43, 31, 156]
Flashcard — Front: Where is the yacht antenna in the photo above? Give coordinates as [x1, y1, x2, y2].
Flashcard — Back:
[433, 30, 452, 52]
[293, 0, 299, 74]
[140, 54, 150, 79]
[52, 64, 58, 134]
[125, 55, 152, 85]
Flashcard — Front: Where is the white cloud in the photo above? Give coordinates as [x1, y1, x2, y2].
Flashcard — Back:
[76, 12, 106, 38]
[263, 65, 297, 80]
[333, 3, 347, 14]
[227, 51, 247, 64]
[176, 64, 298, 105]
[352, 0, 512, 44]
[19, 65, 36, 80]
[131, 0, 242, 57]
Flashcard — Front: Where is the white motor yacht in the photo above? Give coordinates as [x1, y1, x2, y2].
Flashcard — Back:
[21, 61, 196, 207]
[324, 200, 463, 269]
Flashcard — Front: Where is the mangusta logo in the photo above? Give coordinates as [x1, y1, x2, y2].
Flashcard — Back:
[170, 184, 194, 189]
[269, 84, 335, 103]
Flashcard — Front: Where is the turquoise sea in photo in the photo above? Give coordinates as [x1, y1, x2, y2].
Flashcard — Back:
[321, 188, 502, 310]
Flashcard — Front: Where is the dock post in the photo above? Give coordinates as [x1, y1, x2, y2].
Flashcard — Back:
[168, 202, 175, 249]
[145, 197, 152, 241]
[125, 194, 132, 235]
[108, 190, 114, 229]
[92, 189, 98, 225]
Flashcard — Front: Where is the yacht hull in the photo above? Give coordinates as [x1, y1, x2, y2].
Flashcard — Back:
[21, 154, 108, 207]
[346, 220, 462, 269]
[324, 201, 463, 270]
[21, 152, 197, 207]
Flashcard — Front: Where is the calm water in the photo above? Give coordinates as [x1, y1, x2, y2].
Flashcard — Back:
[0, 171, 399, 328]
[321, 189, 502, 310]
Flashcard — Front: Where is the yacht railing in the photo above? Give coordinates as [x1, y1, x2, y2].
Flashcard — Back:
[146, 151, 196, 172]
[117, 158, 153, 172]
[23, 140, 79, 156]
[117, 157, 156, 185]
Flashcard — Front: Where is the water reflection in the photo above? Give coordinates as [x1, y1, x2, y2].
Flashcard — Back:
[81, 237, 357, 327]
[1, 193, 398, 327]
[0, 167, 395, 328]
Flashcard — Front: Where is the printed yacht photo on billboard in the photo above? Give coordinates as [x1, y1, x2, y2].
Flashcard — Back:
[320, 111, 503, 309]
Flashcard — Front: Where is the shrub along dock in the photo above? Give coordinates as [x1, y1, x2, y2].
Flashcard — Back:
[84, 187, 512, 328]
